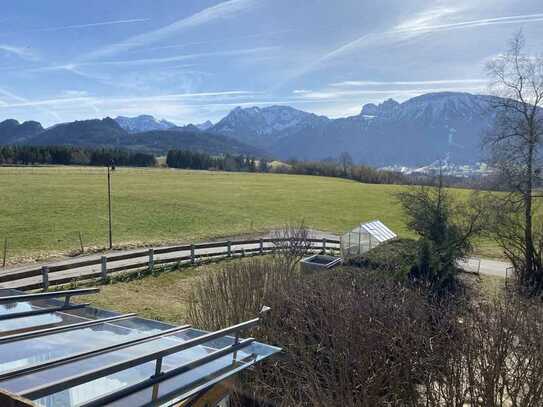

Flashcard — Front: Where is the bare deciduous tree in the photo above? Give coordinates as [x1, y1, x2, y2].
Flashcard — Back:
[338, 152, 353, 178]
[485, 31, 543, 294]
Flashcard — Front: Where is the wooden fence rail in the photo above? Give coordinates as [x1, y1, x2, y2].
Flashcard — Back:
[0, 238, 341, 291]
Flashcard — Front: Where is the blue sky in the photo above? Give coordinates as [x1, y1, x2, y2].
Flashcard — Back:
[1, 0, 543, 126]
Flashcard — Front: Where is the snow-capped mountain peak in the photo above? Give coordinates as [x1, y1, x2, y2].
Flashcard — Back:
[195, 120, 213, 131]
[115, 115, 177, 133]
[210, 105, 330, 147]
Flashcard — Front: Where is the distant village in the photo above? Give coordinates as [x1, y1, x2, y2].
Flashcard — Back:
[380, 161, 492, 178]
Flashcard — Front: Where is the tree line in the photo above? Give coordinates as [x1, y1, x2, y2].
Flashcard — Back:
[166, 148, 409, 185]
[0, 145, 157, 167]
[166, 149, 259, 172]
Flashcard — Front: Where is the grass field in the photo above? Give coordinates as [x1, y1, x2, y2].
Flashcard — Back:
[80, 266, 205, 324]
[1, 165, 481, 262]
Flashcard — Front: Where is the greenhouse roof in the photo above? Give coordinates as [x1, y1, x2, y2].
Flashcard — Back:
[0, 288, 280, 407]
[354, 220, 397, 243]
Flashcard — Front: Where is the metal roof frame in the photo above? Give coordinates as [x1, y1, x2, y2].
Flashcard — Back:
[81, 338, 255, 407]
[0, 303, 90, 321]
[0, 288, 99, 304]
[0, 288, 101, 322]
[0, 324, 192, 381]
[0, 313, 137, 344]
[0, 288, 279, 407]
[20, 318, 261, 400]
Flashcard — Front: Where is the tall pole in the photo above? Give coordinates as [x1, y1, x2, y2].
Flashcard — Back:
[107, 166, 113, 250]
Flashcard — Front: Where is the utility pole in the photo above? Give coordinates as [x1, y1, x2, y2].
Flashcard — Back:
[107, 164, 113, 250]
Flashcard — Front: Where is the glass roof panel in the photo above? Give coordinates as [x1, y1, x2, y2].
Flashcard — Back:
[0, 289, 280, 407]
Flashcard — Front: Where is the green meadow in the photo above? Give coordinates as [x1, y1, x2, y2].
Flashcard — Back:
[0, 166, 484, 262]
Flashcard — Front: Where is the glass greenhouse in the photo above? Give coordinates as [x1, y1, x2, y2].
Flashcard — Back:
[341, 220, 397, 259]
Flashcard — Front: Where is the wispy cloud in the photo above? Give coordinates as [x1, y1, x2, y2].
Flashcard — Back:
[23, 47, 277, 78]
[0, 90, 255, 109]
[330, 79, 487, 87]
[290, 86, 486, 101]
[324, 12, 543, 65]
[283, 11, 543, 86]
[394, 12, 543, 34]
[59, 90, 89, 98]
[0, 18, 150, 35]
[84, 46, 279, 67]
[81, 0, 259, 61]
[138, 29, 294, 52]
[0, 44, 37, 60]
[0, 87, 61, 120]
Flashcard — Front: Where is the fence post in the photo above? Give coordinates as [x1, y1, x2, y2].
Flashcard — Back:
[41, 266, 49, 291]
[2, 237, 7, 268]
[259, 238, 264, 255]
[227, 241, 231, 257]
[148, 248, 154, 271]
[101, 256, 107, 280]
[78, 232, 84, 254]
[505, 266, 513, 289]
[322, 238, 326, 254]
[190, 244, 195, 264]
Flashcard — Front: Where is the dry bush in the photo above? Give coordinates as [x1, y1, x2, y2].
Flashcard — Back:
[270, 222, 312, 272]
[187, 257, 293, 331]
[188, 250, 543, 406]
[188, 258, 457, 406]
[422, 296, 543, 407]
[239, 270, 458, 407]
[187, 222, 309, 330]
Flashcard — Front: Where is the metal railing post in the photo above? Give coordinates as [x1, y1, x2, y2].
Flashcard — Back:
[101, 256, 107, 281]
[190, 244, 195, 264]
[259, 238, 264, 255]
[322, 238, 326, 254]
[227, 241, 231, 257]
[41, 266, 49, 291]
[153, 357, 163, 377]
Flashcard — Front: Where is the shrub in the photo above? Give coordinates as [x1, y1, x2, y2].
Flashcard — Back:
[345, 238, 419, 279]
[188, 251, 543, 406]
[396, 179, 486, 295]
[188, 258, 456, 406]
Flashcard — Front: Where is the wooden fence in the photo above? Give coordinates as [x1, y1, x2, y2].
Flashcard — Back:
[1, 237, 341, 291]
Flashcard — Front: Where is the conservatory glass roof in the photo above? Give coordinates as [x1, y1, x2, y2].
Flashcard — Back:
[0, 287, 280, 407]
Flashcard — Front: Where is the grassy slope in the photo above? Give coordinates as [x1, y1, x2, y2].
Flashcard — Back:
[80, 266, 205, 324]
[1, 166, 477, 261]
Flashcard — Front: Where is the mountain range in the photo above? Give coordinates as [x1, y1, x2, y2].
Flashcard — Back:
[115, 115, 214, 133]
[206, 92, 495, 165]
[0, 92, 498, 165]
[0, 117, 261, 156]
